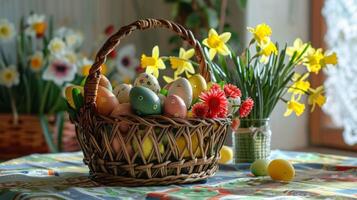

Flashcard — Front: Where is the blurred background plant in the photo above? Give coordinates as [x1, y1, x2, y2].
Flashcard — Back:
[164, 0, 247, 52]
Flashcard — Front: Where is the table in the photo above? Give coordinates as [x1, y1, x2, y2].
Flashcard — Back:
[0, 150, 356, 199]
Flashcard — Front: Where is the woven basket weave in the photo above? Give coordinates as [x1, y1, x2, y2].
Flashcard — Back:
[74, 18, 230, 186]
[233, 119, 271, 163]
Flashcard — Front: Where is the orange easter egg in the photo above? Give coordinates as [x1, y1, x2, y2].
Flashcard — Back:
[96, 86, 119, 116]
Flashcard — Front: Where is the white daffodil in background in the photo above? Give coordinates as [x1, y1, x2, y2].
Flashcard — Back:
[115, 44, 139, 83]
[48, 37, 67, 56]
[0, 65, 20, 88]
[42, 57, 77, 86]
[0, 19, 16, 42]
[77, 57, 93, 76]
[29, 51, 44, 72]
[25, 13, 46, 38]
[55, 27, 83, 50]
[64, 51, 78, 65]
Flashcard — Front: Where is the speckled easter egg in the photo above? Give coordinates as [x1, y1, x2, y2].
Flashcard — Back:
[188, 74, 207, 100]
[96, 86, 119, 116]
[113, 84, 132, 103]
[129, 86, 161, 116]
[168, 78, 193, 109]
[164, 95, 187, 118]
[228, 97, 241, 114]
[134, 73, 161, 94]
[110, 103, 133, 117]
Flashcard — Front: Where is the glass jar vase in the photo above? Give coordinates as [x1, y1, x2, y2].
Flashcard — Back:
[232, 118, 271, 163]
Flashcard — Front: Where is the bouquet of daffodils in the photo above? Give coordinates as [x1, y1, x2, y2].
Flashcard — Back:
[205, 23, 338, 126]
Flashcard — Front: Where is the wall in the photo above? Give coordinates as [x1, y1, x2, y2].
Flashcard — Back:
[245, 0, 310, 150]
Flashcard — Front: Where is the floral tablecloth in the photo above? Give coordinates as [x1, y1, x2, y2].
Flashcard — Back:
[0, 150, 356, 200]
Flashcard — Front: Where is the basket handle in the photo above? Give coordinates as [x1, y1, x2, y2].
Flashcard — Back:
[84, 18, 209, 106]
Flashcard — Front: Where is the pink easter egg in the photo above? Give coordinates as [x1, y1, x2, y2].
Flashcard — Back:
[164, 94, 187, 118]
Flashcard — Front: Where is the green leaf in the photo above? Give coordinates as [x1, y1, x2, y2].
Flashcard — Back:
[205, 8, 219, 28]
[185, 13, 201, 28]
[39, 115, 58, 153]
[237, 0, 248, 9]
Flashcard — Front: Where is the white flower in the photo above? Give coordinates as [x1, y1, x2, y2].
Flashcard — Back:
[64, 51, 78, 65]
[25, 13, 46, 37]
[116, 44, 139, 70]
[76, 57, 93, 76]
[55, 27, 83, 49]
[42, 57, 77, 86]
[29, 51, 44, 72]
[114, 44, 139, 83]
[0, 65, 20, 88]
[0, 19, 16, 42]
[48, 37, 67, 56]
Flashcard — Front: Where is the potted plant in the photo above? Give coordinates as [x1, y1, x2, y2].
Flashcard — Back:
[0, 13, 87, 158]
[205, 24, 338, 162]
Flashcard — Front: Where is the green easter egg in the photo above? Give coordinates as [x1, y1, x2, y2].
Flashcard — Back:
[130, 86, 161, 116]
[250, 159, 270, 176]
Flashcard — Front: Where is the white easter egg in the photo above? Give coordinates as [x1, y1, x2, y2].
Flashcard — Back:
[168, 78, 193, 109]
[134, 73, 161, 94]
[113, 84, 132, 103]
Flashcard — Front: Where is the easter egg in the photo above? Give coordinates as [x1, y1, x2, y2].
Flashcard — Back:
[168, 78, 193, 109]
[110, 103, 133, 117]
[188, 74, 207, 100]
[250, 159, 269, 176]
[65, 85, 84, 109]
[164, 95, 187, 118]
[118, 121, 130, 133]
[176, 133, 201, 158]
[111, 136, 123, 154]
[134, 72, 161, 94]
[218, 145, 233, 164]
[96, 86, 119, 116]
[228, 97, 241, 115]
[268, 159, 295, 181]
[132, 133, 153, 159]
[99, 75, 112, 91]
[113, 84, 132, 103]
[129, 86, 161, 116]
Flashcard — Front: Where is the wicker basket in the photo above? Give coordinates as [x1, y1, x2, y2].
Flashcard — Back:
[0, 114, 78, 160]
[74, 18, 231, 186]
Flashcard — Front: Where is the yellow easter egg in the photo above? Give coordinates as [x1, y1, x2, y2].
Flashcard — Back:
[188, 74, 207, 100]
[268, 159, 295, 182]
[176, 133, 201, 158]
[218, 145, 233, 164]
[133, 135, 153, 159]
[65, 85, 84, 108]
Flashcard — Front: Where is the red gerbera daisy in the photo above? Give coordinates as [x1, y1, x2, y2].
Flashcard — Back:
[239, 98, 254, 118]
[224, 84, 242, 98]
[209, 83, 222, 91]
[192, 103, 209, 118]
[200, 87, 228, 118]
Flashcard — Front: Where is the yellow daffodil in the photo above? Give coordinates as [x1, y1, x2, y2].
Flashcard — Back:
[0, 65, 20, 88]
[0, 19, 15, 42]
[141, 45, 165, 78]
[308, 86, 326, 112]
[259, 41, 278, 63]
[77, 57, 93, 76]
[170, 47, 195, 77]
[286, 38, 311, 59]
[163, 73, 179, 84]
[29, 51, 44, 72]
[304, 48, 337, 74]
[284, 96, 305, 117]
[288, 73, 310, 98]
[247, 23, 272, 46]
[202, 29, 231, 60]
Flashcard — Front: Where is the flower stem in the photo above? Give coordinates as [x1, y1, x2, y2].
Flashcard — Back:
[40, 81, 51, 114]
[8, 88, 18, 125]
